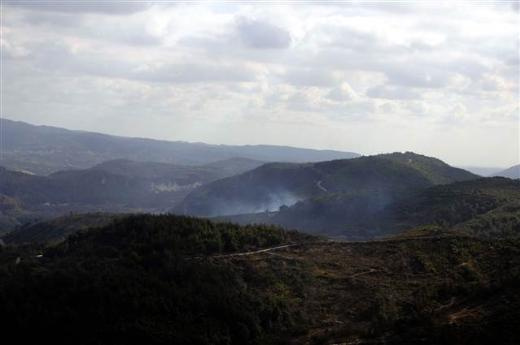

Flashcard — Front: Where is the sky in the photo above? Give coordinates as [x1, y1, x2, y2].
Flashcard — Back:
[1, 0, 519, 167]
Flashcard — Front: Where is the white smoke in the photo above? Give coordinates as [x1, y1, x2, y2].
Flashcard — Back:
[208, 191, 303, 217]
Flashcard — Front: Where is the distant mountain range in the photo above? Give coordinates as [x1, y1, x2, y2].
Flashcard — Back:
[0, 118, 359, 175]
[494, 164, 520, 179]
[1, 117, 517, 241]
[3, 143, 516, 240]
[460, 166, 504, 176]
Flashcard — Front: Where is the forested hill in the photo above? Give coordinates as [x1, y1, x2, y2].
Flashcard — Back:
[176, 152, 478, 220]
[378, 177, 520, 237]
[0, 214, 519, 344]
[217, 177, 520, 240]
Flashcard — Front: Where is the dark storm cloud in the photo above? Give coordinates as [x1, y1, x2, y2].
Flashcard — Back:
[236, 17, 292, 49]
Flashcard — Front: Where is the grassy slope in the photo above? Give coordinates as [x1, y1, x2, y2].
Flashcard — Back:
[254, 237, 520, 344]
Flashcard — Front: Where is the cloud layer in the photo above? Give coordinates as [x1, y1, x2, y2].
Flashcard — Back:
[1, 1, 518, 166]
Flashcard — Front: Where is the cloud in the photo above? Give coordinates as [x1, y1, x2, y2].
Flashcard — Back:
[383, 64, 451, 89]
[4, 0, 152, 15]
[133, 63, 258, 84]
[18, 41, 257, 84]
[282, 67, 337, 87]
[21, 10, 82, 27]
[235, 17, 292, 49]
[366, 84, 420, 100]
[1, 1, 518, 166]
[327, 83, 356, 102]
[0, 38, 31, 59]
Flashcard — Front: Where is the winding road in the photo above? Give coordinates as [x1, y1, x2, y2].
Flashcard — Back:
[211, 244, 297, 258]
[316, 180, 328, 192]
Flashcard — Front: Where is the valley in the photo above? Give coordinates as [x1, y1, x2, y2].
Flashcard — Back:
[0, 121, 518, 345]
[2, 2, 517, 344]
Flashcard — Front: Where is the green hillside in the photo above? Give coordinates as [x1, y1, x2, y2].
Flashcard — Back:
[379, 177, 520, 237]
[0, 214, 518, 344]
[177, 152, 478, 217]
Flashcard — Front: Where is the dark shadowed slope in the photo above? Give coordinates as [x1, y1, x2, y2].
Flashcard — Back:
[217, 177, 520, 240]
[0, 118, 358, 175]
[2, 213, 124, 245]
[0, 214, 518, 345]
[376, 177, 520, 237]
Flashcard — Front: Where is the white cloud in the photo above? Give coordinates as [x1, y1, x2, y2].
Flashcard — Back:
[1, 1, 518, 166]
[235, 16, 292, 49]
[366, 84, 420, 100]
[327, 82, 357, 102]
[5, 0, 153, 15]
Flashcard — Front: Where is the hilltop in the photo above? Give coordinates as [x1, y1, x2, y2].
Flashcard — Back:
[177, 152, 477, 217]
[177, 152, 479, 237]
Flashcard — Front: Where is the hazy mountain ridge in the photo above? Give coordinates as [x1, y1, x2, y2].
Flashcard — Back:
[0, 118, 358, 175]
[177, 152, 479, 226]
[494, 164, 520, 179]
[0, 157, 266, 233]
[461, 166, 504, 176]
